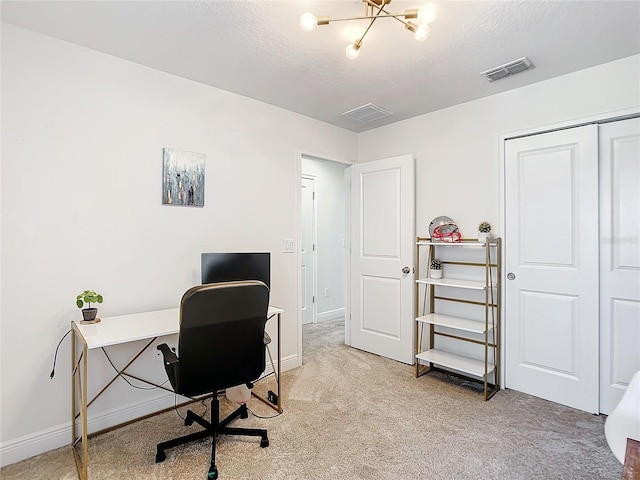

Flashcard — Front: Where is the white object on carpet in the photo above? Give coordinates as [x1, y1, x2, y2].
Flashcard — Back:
[226, 384, 251, 404]
[605, 370, 640, 463]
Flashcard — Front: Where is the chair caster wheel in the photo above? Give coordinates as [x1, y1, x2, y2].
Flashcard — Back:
[207, 466, 219, 479]
[185, 410, 194, 426]
[155, 451, 166, 463]
[260, 437, 269, 448]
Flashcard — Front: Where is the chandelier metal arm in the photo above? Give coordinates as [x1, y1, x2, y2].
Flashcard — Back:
[375, 6, 417, 28]
[355, 0, 387, 45]
[320, 3, 417, 28]
[319, 13, 413, 23]
[363, 0, 416, 28]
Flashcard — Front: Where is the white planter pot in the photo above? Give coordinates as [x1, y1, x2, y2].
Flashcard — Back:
[430, 269, 442, 279]
[478, 232, 490, 242]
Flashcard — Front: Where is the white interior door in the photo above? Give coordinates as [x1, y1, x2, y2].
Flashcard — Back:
[349, 154, 415, 364]
[505, 125, 600, 413]
[301, 175, 316, 325]
[599, 117, 640, 414]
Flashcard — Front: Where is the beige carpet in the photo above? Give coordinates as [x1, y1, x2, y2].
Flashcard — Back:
[2, 319, 622, 479]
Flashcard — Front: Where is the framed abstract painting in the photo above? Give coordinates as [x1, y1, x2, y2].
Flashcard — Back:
[162, 148, 205, 207]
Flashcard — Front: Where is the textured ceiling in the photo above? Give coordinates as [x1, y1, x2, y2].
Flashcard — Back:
[2, 0, 639, 132]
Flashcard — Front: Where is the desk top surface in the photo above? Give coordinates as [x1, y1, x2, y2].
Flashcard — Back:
[72, 305, 283, 349]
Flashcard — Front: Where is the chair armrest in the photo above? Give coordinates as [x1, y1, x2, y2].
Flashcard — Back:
[157, 343, 179, 390]
[157, 343, 178, 364]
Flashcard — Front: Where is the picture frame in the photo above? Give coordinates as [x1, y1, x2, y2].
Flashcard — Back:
[162, 148, 205, 207]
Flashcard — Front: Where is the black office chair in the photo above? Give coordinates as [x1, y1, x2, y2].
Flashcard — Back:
[155, 280, 270, 480]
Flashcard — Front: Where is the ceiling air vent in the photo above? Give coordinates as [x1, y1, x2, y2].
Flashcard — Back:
[342, 103, 392, 123]
[480, 56, 534, 82]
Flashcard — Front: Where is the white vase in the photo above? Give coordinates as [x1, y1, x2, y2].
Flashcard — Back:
[478, 232, 490, 242]
[430, 269, 442, 279]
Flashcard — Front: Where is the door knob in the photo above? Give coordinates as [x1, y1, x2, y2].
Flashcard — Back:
[402, 267, 411, 274]
[507, 273, 516, 280]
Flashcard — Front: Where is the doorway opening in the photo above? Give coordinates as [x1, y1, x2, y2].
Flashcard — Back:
[299, 154, 350, 359]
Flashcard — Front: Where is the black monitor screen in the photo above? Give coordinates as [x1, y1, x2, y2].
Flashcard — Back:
[201, 252, 270, 289]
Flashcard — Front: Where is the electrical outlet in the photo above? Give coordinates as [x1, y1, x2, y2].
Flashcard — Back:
[325, 287, 330, 297]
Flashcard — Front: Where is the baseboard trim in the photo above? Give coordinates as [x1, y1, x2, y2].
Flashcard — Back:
[316, 308, 345, 323]
[0, 422, 68, 468]
[281, 352, 301, 370]
[0, 352, 301, 467]
[0, 393, 175, 467]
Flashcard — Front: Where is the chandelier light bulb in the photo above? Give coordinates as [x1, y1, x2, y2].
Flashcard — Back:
[345, 43, 360, 60]
[299, 12, 318, 32]
[418, 3, 437, 24]
[414, 23, 430, 41]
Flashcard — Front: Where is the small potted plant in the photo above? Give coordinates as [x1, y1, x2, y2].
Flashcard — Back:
[477, 221, 492, 242]
[76, 290, 103, 323]
[429, 259, 443, 279]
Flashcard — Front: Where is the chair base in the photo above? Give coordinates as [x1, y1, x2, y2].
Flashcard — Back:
[156, 396, 268, 479]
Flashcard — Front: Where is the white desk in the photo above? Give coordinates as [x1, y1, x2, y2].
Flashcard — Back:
[71, 305, 283, 480]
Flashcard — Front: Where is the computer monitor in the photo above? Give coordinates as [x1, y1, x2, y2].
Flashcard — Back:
[201, 252, 270, 289]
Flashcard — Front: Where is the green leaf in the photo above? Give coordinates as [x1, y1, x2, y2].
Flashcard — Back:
[76, 290, 103, 308]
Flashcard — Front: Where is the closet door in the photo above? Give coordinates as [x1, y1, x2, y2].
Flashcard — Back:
[504, 125, 600, 413]
[599, 117, 640, 414]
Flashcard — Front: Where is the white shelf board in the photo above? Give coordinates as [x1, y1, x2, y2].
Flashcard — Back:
[416, 278, 487, 290]
[417, 240, 496, 247]
[416, 349, 494, 377]
[415, 313, 491, 334]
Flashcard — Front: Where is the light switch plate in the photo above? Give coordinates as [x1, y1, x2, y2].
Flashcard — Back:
[284, 239, 295, 253]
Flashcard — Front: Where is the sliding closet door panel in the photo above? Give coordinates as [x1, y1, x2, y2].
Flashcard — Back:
[505, 124, 599, 413]
[599, 117, 640, 414]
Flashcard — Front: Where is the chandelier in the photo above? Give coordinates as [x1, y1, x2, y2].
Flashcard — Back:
[299, 0, 437, 60]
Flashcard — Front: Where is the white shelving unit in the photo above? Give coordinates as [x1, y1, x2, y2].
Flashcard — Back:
[414, 237, 501, 400]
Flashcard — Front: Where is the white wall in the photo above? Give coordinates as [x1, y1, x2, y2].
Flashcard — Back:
[357, 54, 639, 377]
[358, 55, 640, 239]
[301, 158, 347, 322]
[0, 23, 357, 465]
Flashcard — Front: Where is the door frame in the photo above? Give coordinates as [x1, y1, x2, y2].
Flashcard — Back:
[296, 151, 355, 366]
[301, 174, 317, 325]
[498, 106, 639, 393]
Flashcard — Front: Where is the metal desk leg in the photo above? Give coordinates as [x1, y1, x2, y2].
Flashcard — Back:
[71, 323, 89, 480]
[253, 312, 282, 413]
[277, 311, 281, 412]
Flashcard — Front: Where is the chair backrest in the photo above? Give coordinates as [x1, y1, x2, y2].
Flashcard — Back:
[176, 280, 269, 397]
